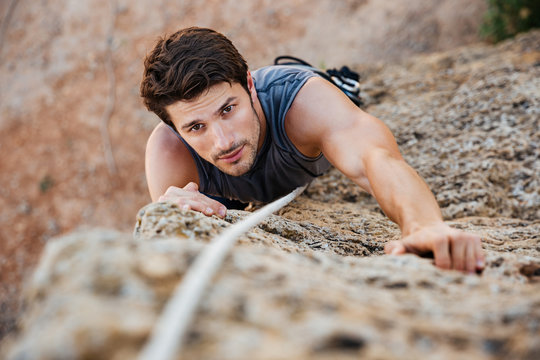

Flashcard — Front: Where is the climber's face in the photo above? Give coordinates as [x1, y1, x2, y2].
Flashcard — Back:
[167, 73, 266, 176]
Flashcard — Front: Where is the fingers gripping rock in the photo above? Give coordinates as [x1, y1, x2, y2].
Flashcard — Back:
[134, 202, 229, 242]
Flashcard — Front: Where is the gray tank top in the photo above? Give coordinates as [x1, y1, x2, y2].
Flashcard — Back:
[169, 65, 331, 204]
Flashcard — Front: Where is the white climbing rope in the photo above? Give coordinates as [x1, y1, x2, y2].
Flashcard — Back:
[138, 186, 306, 360]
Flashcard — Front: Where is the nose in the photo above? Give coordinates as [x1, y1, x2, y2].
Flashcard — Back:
[212, 122, 235, 152]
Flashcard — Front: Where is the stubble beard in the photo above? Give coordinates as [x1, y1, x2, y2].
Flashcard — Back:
[213, 103, 261, 177]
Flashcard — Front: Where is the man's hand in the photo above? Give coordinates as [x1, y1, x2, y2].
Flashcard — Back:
[158, 182, 227, 218]
[384, 223, 485, 273]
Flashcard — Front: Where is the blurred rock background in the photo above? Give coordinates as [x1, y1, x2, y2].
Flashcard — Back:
[0, 0, 537, 349]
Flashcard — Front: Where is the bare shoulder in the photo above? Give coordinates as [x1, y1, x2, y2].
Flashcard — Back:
[285, 76, 362, 157]
[145, 122, 199, 201]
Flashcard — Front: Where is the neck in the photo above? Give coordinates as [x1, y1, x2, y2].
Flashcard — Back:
[253, 95, 267, 151]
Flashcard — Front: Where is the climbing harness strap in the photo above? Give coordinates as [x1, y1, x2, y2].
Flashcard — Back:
[274, 55, 363, 107]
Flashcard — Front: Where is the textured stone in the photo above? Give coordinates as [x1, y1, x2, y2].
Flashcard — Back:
[4, 220, 540, 360]
[3, 31, 540, 360]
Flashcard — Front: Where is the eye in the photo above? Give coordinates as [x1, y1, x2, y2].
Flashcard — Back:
[190, 123, 204, 132]
[222, 105, 233, 114]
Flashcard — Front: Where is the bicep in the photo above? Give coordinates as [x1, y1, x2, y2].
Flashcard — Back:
[321, 109, 402, 181]
[289, 78, 402, 192]
[145, 124, 199, 202]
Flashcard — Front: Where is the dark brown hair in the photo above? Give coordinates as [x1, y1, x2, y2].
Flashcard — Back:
[140, 27, 249, 128]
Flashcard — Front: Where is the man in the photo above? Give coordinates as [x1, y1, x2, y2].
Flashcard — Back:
[141, 27, 485, 273]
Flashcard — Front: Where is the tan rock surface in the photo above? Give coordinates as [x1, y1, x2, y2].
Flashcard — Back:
[4, 202, 540, 359]
[3, 31, 540, 357]
[2, 1, 540, 358]
[0, 0, 489, 338]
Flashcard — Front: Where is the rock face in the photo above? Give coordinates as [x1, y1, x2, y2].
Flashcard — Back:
[0, 0, 488, 338]
[3, 32, 540, 359]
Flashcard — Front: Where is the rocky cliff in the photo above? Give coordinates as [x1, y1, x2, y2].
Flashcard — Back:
[2, 30, 539, 360]
[0, 0, 489, 339]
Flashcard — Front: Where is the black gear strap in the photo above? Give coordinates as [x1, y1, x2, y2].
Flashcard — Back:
[273, 56, 363, 107]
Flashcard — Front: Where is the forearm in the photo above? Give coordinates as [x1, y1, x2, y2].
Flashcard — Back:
[306, 86, 484, 271]
[361, 148, 443, 236]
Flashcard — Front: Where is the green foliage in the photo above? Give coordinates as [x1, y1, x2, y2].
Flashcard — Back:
[481, 0, 540, 42]
[39, 175, 54, 193]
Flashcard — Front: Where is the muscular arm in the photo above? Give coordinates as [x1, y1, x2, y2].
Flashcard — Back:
[286, 77, 484, 272]
[145, 123, 227, 217]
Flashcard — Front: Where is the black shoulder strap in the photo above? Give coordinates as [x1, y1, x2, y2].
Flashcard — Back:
[274, 56, 363, 107]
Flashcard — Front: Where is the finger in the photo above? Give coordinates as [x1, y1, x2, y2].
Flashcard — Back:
[159, 194, 216, 215]
[181, 183, 227, 217]
[183, 182, 199, 192]
[162, 187, 227, 218]
[163, 185, 182, 197]
[385, 240, 406, 255]
[176, 198, 209, 215]
[451, 238, 466, 271]
[181, 197, 227, 218]
[465, 239, 477, 274]
[433, 238, 452, 270]
[159, 194, 176, 202]
[197, 196, 227, 218]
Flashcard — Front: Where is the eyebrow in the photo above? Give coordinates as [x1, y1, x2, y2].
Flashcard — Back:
[180, 96, 237, 131]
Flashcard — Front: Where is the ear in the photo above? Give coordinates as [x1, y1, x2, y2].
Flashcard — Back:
[246, 71, 257, 100]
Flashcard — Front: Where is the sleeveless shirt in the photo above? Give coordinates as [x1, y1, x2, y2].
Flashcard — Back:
[168, 65, 332, 204]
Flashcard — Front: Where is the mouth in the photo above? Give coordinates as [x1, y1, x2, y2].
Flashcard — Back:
[218, 145, 244, 163]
